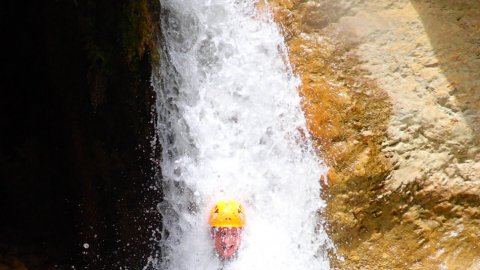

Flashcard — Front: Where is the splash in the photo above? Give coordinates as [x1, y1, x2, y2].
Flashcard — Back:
[151, 0, 332, 269]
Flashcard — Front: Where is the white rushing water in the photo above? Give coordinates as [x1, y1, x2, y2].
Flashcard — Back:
[151, 0, 332, 269]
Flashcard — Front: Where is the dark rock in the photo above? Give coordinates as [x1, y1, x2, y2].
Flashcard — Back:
[0, 0, 162, 269]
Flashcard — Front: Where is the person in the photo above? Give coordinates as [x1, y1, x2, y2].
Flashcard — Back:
[208, 199, 246, 259]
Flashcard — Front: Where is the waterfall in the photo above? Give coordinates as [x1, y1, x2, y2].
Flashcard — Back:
[151, 0, 332, 269]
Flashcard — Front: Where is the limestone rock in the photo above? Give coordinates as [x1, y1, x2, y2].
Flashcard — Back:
[268, 0, 480, 268]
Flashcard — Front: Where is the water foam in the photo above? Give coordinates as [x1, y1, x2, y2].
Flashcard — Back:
[152, 1, 332, 269]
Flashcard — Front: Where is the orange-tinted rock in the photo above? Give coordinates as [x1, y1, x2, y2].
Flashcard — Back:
[267, 0, 480, 268]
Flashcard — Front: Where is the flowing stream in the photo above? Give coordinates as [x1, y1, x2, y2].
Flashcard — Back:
[151, 0, 332, 269]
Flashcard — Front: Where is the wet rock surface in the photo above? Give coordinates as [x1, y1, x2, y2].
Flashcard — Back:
[268, 0, 480, 268]
[1, 0, 161, 269]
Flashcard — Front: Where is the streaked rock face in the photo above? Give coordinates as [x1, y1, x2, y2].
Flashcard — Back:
[267, 0, 480, 268]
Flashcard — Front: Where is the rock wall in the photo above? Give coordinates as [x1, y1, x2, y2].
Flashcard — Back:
[1, 0, 161, 269]
[267, 0, 480, 269]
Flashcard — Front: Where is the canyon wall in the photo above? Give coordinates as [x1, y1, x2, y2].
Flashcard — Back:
[268, 0, 480, 268]
[1, 0, 161, 269]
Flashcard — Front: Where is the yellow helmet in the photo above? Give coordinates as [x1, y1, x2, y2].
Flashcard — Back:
[208, 199, 246, 227]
